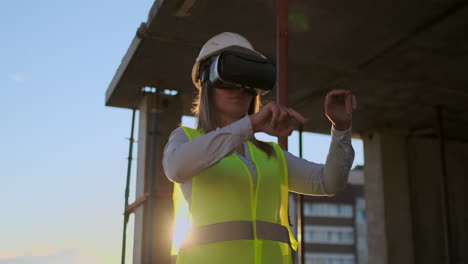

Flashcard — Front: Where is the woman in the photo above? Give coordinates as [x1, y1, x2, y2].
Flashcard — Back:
[163, 32, 356, 264]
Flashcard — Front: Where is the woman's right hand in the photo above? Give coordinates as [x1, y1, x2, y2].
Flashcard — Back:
[249, 102, 309, 137]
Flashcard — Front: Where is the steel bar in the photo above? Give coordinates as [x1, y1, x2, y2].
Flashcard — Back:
[121, 109, 137, 264]
[296, 128, 305, 264]
[277, 0, 288, 149]
[436, 105, 453, 264]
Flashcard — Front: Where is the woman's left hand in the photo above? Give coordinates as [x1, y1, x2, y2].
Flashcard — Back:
[325, 89, 357, 131]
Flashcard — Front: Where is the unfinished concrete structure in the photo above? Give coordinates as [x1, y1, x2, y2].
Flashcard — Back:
[106, 0, 467, 263]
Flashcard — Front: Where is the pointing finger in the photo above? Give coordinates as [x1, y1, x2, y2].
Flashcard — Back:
[286, 108, 310, 125]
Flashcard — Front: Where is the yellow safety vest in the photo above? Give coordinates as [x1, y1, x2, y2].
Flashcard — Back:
[172, 126, 298, 264]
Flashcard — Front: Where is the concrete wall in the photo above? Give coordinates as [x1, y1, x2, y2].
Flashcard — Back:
[362, 130, 466, 264]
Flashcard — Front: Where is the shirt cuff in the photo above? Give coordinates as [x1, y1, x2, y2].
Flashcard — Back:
[331, 126, 352, 141]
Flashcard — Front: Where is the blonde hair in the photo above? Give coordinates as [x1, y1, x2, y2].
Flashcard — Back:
[192, 81, 275, 157]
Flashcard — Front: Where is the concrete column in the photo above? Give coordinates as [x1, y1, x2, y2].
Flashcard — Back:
[133, 92, 182, 264]
[132, 95, 150, 264]
[361, 129, 414, 264]
[407, 137, 466, 264]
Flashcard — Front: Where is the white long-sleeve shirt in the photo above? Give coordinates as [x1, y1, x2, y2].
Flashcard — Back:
[162, 116, 355, 206]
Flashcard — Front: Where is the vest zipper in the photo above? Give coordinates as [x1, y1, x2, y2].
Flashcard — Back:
[234, 142, 261, 263]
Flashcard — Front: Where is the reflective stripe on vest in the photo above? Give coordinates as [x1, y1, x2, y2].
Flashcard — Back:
[180, 220, 290, 250]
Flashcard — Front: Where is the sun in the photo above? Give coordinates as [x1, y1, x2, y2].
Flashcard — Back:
[171, 185, 192, 256]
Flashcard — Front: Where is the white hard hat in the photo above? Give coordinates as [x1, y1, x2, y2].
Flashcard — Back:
[191, 32, 266, 89]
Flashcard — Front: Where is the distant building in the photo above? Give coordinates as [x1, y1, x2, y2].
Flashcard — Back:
[300, 166, 367, 264]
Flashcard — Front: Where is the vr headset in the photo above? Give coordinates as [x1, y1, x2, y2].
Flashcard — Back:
[199, 50, 276, 95]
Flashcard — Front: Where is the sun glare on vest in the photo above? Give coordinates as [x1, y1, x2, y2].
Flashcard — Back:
[171, 184, 192, 255]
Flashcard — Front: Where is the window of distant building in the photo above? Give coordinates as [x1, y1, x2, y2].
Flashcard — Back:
[304, 226, 354, 245]
[304, 203, 353, 218]
[305, 253, 355, 264]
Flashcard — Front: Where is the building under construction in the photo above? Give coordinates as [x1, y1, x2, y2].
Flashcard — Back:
[105, 0, 467, 263]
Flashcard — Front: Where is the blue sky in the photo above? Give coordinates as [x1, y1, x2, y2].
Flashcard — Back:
[0, 1, 363, 263]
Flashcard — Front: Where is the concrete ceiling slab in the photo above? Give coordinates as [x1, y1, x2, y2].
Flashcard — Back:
[106, 0, 468, 140]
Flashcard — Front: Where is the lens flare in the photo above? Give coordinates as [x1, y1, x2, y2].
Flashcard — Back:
[171, 184, 192, 256]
